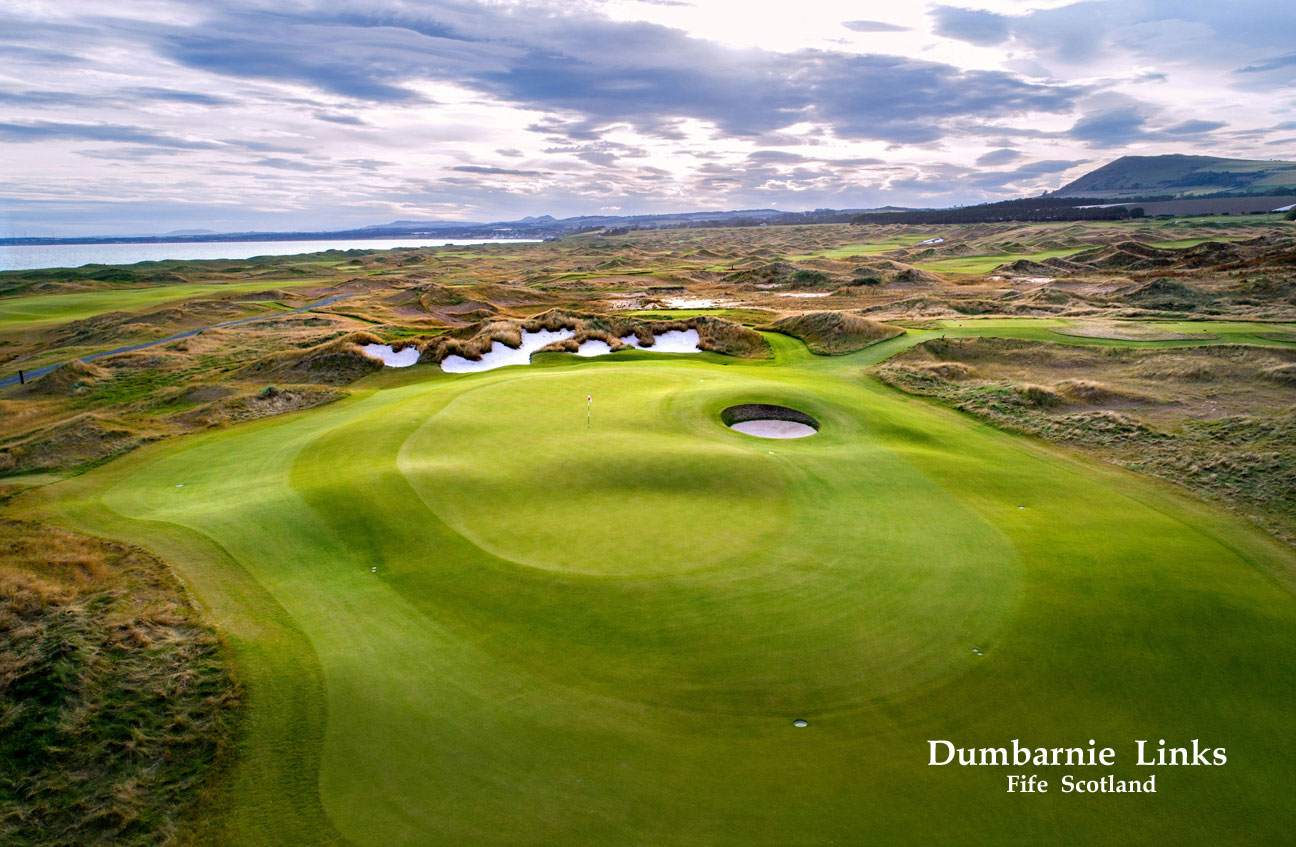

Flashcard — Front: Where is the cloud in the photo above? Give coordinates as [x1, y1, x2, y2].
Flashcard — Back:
[137, 6, 1079, 144]
[976, 148, 1023, 166]
[254, 157, 329, 171]
[1159, 119, 1226, 136]
[123, 87, 234, 106]
[1235, 52, 1296, 74]
[0, 87, 232, 107]
[965, 158, 1087, 189]
[842, 20, 910, 33]
[314, 112, 367, 125]
[1066, 106, 1151, 146]
[1066, 98, 1227, 146]
[451, 165, 545, 176]
[1, 0, 1291, 236]
[0, 120, 220, 149]
[975, 0, 1296, 69]
[931, 6, 1010, 46]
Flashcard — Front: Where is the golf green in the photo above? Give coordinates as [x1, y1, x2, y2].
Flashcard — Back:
[26, 340, 1296, 845]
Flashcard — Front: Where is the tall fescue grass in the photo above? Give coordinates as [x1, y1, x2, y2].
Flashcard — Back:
[769, 311, 904, 355]
[0, 520, 239, 846]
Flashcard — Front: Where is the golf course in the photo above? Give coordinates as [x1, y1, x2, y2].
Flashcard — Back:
[17, 332, 1295, 845]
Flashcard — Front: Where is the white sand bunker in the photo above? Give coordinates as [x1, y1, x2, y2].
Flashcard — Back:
[359, 344, 421, 367]
[619, 328, 702, 353]
[722, 404, 819, 439]
[441, 329, 575, 373]
[442, 328, 703, 373]
[732, 420, 818, 438]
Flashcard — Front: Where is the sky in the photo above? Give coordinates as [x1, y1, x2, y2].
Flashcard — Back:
[1, 0, 1294, 237]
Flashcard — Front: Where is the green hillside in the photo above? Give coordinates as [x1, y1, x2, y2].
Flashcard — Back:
[1054, 154, 1296, 199]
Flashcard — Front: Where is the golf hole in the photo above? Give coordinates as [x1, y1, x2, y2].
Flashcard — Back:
[722, 404, 819, 439]
[793, 719, 809, 728]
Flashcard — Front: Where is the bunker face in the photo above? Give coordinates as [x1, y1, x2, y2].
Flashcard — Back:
[360, 343, 420, 367]
[731, 420, 817, 439]
[619, 328, 702, 353]
[442, 328, 702, 373]
[575, 339, 612, 357]
[722, 403, 819, 439]
[441, 329, 575, 373]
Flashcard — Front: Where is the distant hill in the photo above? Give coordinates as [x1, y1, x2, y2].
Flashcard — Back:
[1053, 154, 1296, 199]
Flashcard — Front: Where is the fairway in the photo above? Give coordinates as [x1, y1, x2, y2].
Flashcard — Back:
[0, 277, 326, 331]
[26, 340, 1296, 845]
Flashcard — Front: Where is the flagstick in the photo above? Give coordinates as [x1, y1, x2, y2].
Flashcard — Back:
[587, 394, 591, 429]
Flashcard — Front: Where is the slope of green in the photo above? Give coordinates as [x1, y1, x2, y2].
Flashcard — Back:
[17, 336, 1296, 845]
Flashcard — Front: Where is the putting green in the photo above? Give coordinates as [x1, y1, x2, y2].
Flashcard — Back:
[24, 340, 1296, 845]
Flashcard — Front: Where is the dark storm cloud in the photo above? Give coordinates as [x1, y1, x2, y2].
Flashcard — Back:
[0, 120, 220, 149]
[842, 21, 911, 33]
[930, 6, 1010, 46]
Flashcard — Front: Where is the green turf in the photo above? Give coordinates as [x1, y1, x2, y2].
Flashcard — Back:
[0, 278, 326, 331]
[19, 334, 1296, 845]
[787, 235, 929, 260]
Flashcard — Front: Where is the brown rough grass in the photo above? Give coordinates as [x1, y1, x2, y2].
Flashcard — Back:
[0, 520, 239, 847]
[770, 311, 904, 354]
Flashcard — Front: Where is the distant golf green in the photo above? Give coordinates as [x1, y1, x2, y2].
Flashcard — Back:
[911, 236, 1251, 275]
[24, 336, 1296, 845]
[0, 278, 324, 331]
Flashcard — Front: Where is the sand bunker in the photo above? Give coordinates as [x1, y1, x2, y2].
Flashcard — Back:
[442, 328, 703, 373]
[359, 344, 421, 367]
[619, 328, 702, 353]
[441, 329, 576, 373]
[575, 339, 613, 357]
[722, 404, 819, 439]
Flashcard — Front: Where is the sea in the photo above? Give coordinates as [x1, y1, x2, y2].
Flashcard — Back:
[0, 238, 541, 272]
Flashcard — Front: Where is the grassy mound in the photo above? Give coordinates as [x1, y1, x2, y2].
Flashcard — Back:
[17, 360, 110, 397]
[0, 520, 238, 846]
[876, 337, 1296, 541]
[236, 332, 385, 385]
[770, 311, 904, 354]
[0, 414, 144, 476]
